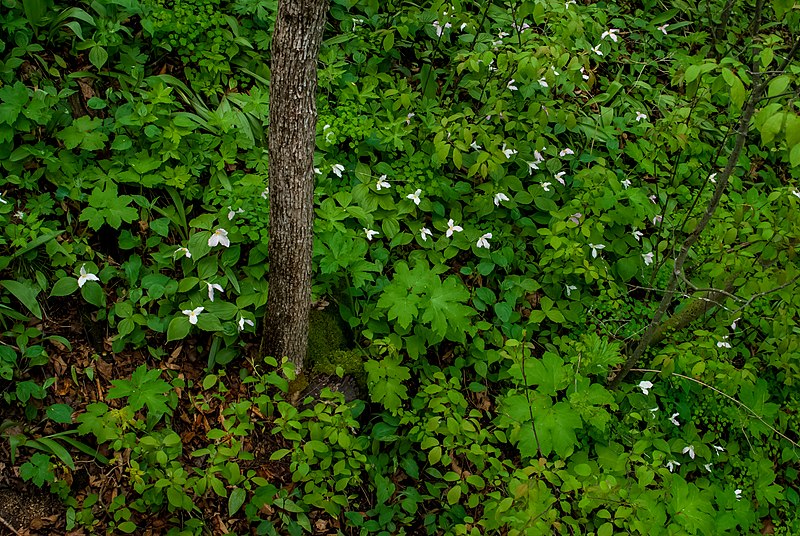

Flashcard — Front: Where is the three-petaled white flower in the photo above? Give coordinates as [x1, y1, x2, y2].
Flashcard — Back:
[238, 316, 254, 332]
[183, 306, 204, 325]
[405, 112, 415, 125]
[559, 148, 575, 157]
[565, 0, 576, 7]
[657, 24, 669, 35]
[209, 229, 230, 248]
[632, 229, 644, 241]
[713, 445, 725, 455]
[420, 227, 432, 241]
[207, 282, 224, 302]
[446, 219, 463, 237]
[432, 20, 451, 37]
[407, 189, 422, 205]
[703, 463, 713, 473]
[494, 192, 510, 206]
[591, 44, 603, 56]
[77, 264, 100, 288]
[376, 175, 391, 190]
[638, 380, 653, 395]
[502, 144, 517, 159]
[538, 78, 549, 88]
[580, 67, 590, 81]
[565, 284, 578, 297]
[332, 164, 345, 177]
[588, 243, 606, 258]
[542, 182, 552, 192]
[717, 336, 731, 349]
[313, 168, 322, 175]
[227, 207, 245, 221]
[666, 460, 681, 472]
[261, 188, 269, 199]
[653, 214, 663, 225]
[175, 247, 192, 259]
[669, 412, 681, 426]
[477, 233, 492, 249]
[635, 111, 647, 122]
[601, 29, 620, 42]
[569, 212, 583, 225]
[734, 489, 742, 501]
[555, 171, 566, 185]
[0, 195, 7, 204]
[682, 445, 696, 459]
[507, 79, 518, 91]
[709, 173, 718, 184]
[364, 228, 379, 241]
[470, 141, 482, 151]
[621, 178, 632, 189]
[792, 189, 800, 199]
[643, 252, 654, 266]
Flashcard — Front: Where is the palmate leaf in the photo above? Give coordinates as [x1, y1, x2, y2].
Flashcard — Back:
[422, 275, 475, 343]
[107, 365, 171, 417]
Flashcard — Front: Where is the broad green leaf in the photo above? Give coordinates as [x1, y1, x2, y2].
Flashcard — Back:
[1, 280, 42, 318]
[167, 316, 191, 342]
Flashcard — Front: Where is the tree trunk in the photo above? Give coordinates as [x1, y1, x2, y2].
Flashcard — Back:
[262, 0, 328, 371]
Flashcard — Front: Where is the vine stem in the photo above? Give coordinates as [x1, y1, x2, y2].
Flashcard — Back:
[632, 368, 800, 449]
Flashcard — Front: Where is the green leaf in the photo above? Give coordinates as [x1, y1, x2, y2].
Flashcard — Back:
[20, 453, 54, 487]
[446, 485, 462, 505]
[89, 46, 108, 69]
[107, 365, 171, 417]
[1, 280, 42, 318]
[50, 277, 78, 297]
[46, 404, 74, 424]
[80, 281, 105, 307]
[167, 316, 191, 342]
[364, 353, 410, 414]
[228, 487, 247, 516]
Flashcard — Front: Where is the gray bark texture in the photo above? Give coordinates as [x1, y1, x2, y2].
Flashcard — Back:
[263, 0, 328, 371]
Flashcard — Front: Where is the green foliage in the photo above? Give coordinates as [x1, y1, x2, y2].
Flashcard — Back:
[0, 0, 799, 533]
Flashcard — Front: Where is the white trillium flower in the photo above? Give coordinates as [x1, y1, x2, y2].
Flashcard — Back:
[538, 78, 549, 88]
[14, 211, 24, 219]
[208, 228, 230, 248]
[580, 67, 590, 81]
[494, 192, 510, 206]
[559, 148, 575, 157]
[632, 229, 644, 241]
[364, 228, 379, 241]
[588, 243, 606, 258]
[731, 318, 739, 330]
[709, 173, 718, 184]
[669, 412, 681, 426]
[470, 141, 482, 151]
[643, 252, 655, 266]
[653, 214, 663, 225]
[313, 167, 322, 175]
[207, 282, 224, 302]
[507, 79, 518, 91]
[477, 233, 492, 249]
[792, 189, 800, 199]
[666, 460, 680, 472]
[376, 175, 391, 190]
[712, 445, 725, 455]
[638, 380, 654, 395]
[261, 188, 269, 199]
[734, 489, 742, 501]
[649, 194, 658, 203]
[703, 463, 713, 472]
[657, 24, 670, 35]
[682, 445, 696, 459]
[420, 227, 433, 241]
[569, 212, 583, 225]
[183, 306, 204, 325]
[0, 195, 7, 204]
[238, 316, 254, 332]
[77, 264, 100, 288]
[406, 189, 422, 205]
[405, 112, 415, 125]
[591, 44, 603, 56]
[621, 178, 632, 189]
[554, 171, 566, 185]
[601, 29, 620, 42]
[565, 284, 578, 297]
[551, 66, 560, 76]
[717, 336, 732, 349]
[542, 182, 552, 192]
[446, 219, 463, 238]
[227, 207, 245, 221]
[175, 247, 192, 259]
[502, 144, 517, 159]
[332, 164, 345, 177]
[649, 406, 659, 413]
[635, 112, 647, 122]
[565, 0, 576, 8]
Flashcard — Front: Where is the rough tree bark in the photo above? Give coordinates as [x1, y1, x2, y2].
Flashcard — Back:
[262, 0, 328, 371]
